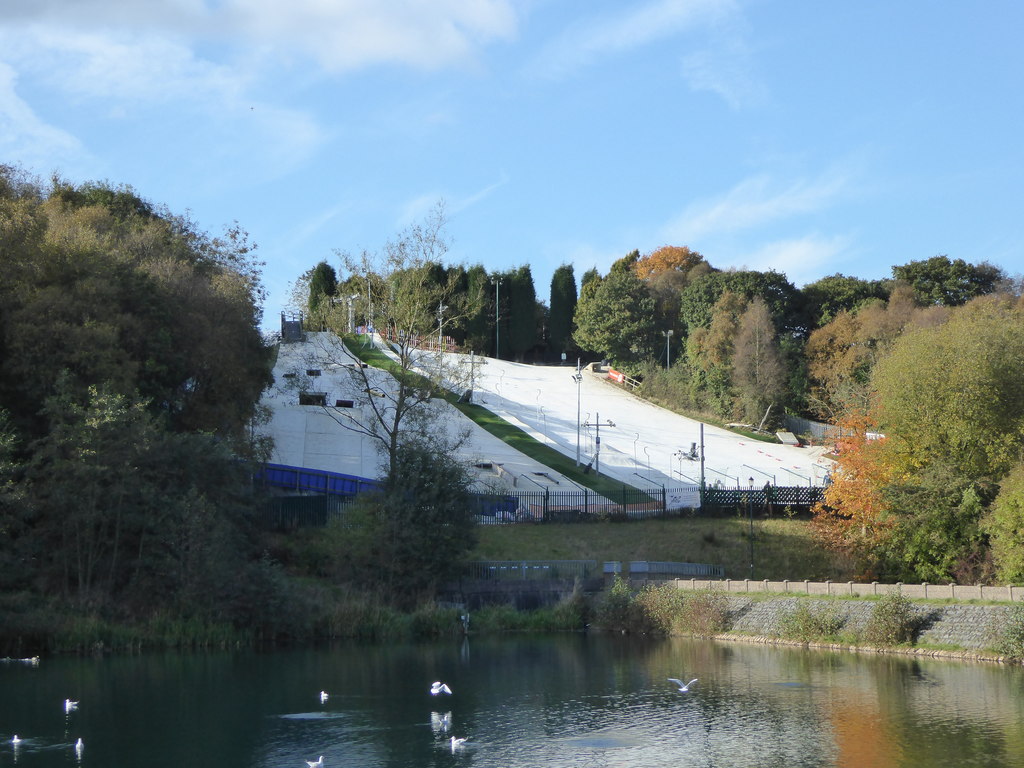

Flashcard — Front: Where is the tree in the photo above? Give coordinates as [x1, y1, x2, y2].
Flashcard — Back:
[800, 273, 890, 329]
[548, 263, 577, 360]
[679, 269, 802, 335]
[342, 435, 477, 608]
[506, 265, 537, 361]
[632, 245, 705, 280]
[572, 264, 657, 369]
[892, 255, 1005, 306]
[985, 461, 1024, 582]
[307, 260, 338, 317]
[803, 283, 948, 421]
[685, 291, 746, 417]
[871, 295, 1024, 481]
[811, 412, 898, 578]
[0, 171, 272, 445]
[459, 264, 493, 354]
[310, 204, 478, 478]
[731, 298, 786, 426]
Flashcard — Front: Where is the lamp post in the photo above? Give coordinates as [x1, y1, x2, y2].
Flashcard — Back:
[583, 412, 615, 475]
[437, 303, 448, 350]
[491, 277, 502, 359]
[346, 294, 358, 334]
[572, 359, 583, 466]
[748, 476, 755, 580]
[664, 329, 674, 369]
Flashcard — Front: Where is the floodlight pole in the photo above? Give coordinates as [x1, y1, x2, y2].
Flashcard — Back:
[748, 476, 755, 580]
[491, 277, 502, 359]
[572, 359, 583, 466]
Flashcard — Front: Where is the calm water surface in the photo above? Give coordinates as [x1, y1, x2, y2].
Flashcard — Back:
[2, 634, 1023, 768]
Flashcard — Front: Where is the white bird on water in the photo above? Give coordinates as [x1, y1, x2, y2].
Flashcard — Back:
[75, 738, 84, 758]
[450, 736, 467, 753]
[11, 735, 21, 745]
[65, 698, 79, 713]
[305, 756, 324, 768]
[319, 690, 329, 703]
[430, 681, 452, 696]
[667, 678, 698, 692]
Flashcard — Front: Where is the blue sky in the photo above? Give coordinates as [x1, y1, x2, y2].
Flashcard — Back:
[3, 1, 1022, 332]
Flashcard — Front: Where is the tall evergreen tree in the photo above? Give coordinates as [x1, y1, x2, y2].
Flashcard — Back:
[548, 263, 577, 361]
[506, 265, 537, 361]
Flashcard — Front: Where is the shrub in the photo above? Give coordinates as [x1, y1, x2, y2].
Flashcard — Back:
[863, 591, 917, 647]
[679, 590, 730, 636]
[994, 604, 1024, 661]
[777, 600, 844, 643]
[632, 583, 688, 635]
[596, 575, 635, 632]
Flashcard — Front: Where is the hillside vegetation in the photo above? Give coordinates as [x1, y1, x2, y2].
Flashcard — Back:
[473, 516, 851, 582]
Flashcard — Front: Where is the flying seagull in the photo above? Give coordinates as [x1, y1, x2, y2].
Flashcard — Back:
[430, 681, 452, 695]
[319, 690, 329, 703]
[65, 698, 79, 713]
[667, 678, 698, 692]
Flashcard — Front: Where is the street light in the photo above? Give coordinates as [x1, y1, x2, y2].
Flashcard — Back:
[572, 359, 583, 466]
[664, 329, 674, 369]
[437, 303, 448, 350]
[748, 476, 755, 580]
[346, 294, 358, 334]
[582, 412, 615, 475]
[491, 277, 502, 359]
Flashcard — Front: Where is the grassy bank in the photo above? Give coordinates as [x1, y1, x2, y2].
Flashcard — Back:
[472, 515, 852, 582]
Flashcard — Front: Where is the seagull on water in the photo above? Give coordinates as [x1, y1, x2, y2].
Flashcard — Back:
[12, 735, 21, 745]
[667, 678, 698, 692]
[430, 681, 452, 696]
[65, 698, 79, 713]
[450, 736, 467, 753]
[319, 690, 329, 703]
[75, 738, 84, 757]
[431, 711, 452, 733]
[305, 756, 324, 768]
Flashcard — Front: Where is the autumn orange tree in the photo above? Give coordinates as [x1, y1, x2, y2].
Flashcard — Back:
[811, 411, 898, 578]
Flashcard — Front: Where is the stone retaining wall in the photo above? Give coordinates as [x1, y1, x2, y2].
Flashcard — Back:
[721, 596, 1013, 650]
[665, 577, 1024, 602]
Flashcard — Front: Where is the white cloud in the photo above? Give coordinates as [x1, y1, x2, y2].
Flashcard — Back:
[662, 171, 851, 243]
[531, 0, 723, 76]
[527, 0, 760, 108]
[4, 0, 519, 72]
[224, 0, 518, 73]
[0, 61, 84, 171]
[738, 235, 853, 286]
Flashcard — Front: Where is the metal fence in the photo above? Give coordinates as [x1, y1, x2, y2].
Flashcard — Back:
[254, 474, 824, 530]
[628, 560, 725, 578]
[701, 486, 824, 510]
[472, 486, 682, 524]
[463, 560, 598, 580]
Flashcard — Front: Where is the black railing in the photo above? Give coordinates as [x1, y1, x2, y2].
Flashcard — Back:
[463, 560, 598, 580]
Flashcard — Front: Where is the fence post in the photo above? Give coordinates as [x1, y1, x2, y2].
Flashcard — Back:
[544, 487, 550, 521]
[661, 485, 667, 515]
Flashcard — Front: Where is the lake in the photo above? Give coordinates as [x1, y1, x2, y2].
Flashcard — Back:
[3, 634, 1023, 767]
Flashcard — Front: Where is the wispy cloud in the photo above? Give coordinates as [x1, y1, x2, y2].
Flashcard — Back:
[527, 0, 760, 107]
[663, 171, 852, 243]
[224, 0, 518, 73]
[0, 61, 83, 171]
[530, 0, 722, 77]
[449, 172, 510, 215]
[739, 234, 853, 286]
[4, 0, 518, 74]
